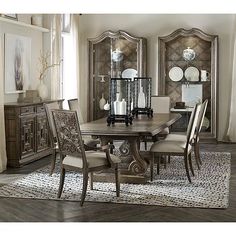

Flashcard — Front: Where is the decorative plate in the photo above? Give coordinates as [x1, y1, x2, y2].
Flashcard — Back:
[168, 66, 183, 82]
[121, 68, 138, 80]
[184, 66, 199, 82]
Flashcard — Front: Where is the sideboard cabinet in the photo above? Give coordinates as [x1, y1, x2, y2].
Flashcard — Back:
[4, 100, 63, 167]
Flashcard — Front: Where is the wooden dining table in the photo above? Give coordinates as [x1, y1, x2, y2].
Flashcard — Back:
[80, 113, 181, 183]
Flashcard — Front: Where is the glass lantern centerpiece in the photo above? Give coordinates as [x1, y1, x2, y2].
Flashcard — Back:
[107, 78, 133, 126]
[132, 77, 153, 117]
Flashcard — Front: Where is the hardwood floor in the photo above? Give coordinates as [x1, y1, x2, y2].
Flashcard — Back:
[0, 143, 236, 222]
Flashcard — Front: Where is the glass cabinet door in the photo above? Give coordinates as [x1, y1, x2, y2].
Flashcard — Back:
[89, 30, 146, 121]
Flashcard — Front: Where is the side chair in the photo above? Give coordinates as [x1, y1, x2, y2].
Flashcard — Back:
[143, 96, 171, 150]
[165, 99, 208, 169]
[44, 102, 61, 176]
[67, 98, 100, 149]
[52, 109, 121, 206]
[150, 103, 201, 183]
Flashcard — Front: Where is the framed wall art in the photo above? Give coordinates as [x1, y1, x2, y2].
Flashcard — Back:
[4, 33, 31, 93]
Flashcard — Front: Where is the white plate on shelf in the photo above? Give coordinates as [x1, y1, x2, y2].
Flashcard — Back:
[121, 68, 138, 80]
[168, 66, 183, 82]
[184, 66, 199, 82]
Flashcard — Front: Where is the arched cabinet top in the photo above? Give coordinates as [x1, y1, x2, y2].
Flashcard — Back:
[159, 28, 218, 43]
[88, 30, 146, 44]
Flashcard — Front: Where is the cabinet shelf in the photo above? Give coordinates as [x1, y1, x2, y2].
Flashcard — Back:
[0, 16, 49, 32]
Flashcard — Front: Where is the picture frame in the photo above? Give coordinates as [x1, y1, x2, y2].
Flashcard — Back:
[1, 14, 18, 20]
[4, 33, 31, 94]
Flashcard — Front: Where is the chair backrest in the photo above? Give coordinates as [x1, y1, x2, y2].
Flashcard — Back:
[151, 96, 170, 113]
[196, 99, 208, 135]
[44, 102, 60, 140]
[185, 103, 201, 152]
[52, 109, 87, 167]
[68, 98, 84, 124]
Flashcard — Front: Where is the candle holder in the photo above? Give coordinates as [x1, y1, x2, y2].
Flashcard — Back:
[107, 78, 133, 126]
[132, 77, 153, 117]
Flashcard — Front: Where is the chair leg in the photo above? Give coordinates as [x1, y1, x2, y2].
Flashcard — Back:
[184, 154, 191, 183]
[49, 148, 57, 176]
[188, 152, 195, 176]
[196, 141, 202, 165]
[168, 155, 171, 163]
[89, 172, 93, 190]
[157, 155, 160, 175]
[57, 167, 65, 198]
[80, 171, 89, 206]
[193, 143, 200, 170]
[110, 141, 114, 154]
[115, 164, 120, 197]
[163, 155, 167, 169]
[150, 153, 154, 181]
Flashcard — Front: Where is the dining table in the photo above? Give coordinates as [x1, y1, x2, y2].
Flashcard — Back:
[80, 113, 181, 183]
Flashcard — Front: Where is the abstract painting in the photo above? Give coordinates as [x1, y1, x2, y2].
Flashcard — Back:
[4, 33, 31, 93]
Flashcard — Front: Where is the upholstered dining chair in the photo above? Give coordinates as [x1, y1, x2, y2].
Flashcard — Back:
[52, 109, 121, 206]
[44, 102, 61, 176]
[68, 98, 100, 149]
[150, 103, 201, 183]
[143, 96, 171, 150]
[164, 99, 208, 169]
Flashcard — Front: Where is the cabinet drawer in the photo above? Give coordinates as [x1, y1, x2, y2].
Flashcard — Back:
[36, 105, 45, 113]
[20, 106, 35, 115]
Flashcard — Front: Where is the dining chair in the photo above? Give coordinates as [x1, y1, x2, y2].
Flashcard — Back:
[150, 103, 201, 183]
[68, 98, 100, 149]
[143, 96, 171, 150]
[52, 109, 121, 206]
[44, 102, 61, 176]
[165, 99, 208, 169]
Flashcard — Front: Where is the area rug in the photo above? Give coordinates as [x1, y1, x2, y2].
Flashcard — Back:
[0, 152, 231, 208]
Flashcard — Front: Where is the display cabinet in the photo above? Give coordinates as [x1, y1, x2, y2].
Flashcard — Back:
[88, 30, 147, 121]
[158, 28, 218, 141]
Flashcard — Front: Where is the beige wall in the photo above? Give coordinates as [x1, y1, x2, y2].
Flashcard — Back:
[0, 14, 47, 103]
[78, 14, 235, 141]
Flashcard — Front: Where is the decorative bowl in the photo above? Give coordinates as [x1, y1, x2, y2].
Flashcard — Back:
[183, 47, 195, 61]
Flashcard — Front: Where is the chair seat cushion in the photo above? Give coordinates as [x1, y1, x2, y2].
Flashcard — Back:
[150, 140, 191, 154]
[165, 133, 186, 141]
[63, 151, 121, 169]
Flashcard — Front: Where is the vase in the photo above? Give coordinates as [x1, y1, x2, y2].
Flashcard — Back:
[138, 86, 146, 108]
[99, 93, 106, 110]
[120, 98, 127, 115]
[37, 80, 48, 100]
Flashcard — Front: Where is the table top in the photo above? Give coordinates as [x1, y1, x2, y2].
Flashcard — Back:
[80, 113, 181, 137]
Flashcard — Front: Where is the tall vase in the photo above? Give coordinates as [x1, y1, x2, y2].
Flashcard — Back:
[99, 93, 106, 110]
[37, 80, 48, 100]
[138, 86, 146, 108]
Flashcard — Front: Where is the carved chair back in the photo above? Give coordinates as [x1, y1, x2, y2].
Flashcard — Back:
[52, 109, 87, 168]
